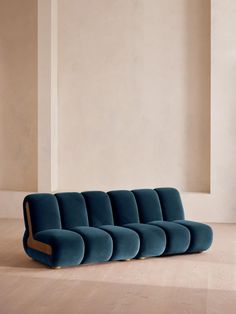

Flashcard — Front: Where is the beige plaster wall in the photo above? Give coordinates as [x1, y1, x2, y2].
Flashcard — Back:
[0, 0, 37, 191]
[57, 0, 210, 192]
[179, 0, 236, 223]
[0, 0, 236, 223]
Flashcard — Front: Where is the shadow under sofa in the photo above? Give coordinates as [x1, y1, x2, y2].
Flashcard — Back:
[23, 188, 213, 268]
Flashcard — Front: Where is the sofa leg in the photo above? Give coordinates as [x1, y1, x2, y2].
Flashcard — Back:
[139, 257, 146, 260]
[51, 266, 61, 269]
[126, 259, 131, 261]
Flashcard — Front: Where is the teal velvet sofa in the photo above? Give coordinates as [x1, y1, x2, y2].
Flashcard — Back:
[23, 188, 213, 268]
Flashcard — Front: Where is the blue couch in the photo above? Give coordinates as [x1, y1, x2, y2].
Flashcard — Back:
[23, 188, 213, 268]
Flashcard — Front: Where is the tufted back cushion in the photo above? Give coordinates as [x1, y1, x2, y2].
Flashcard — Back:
[55, 192, 89, 228]
[23, 194, 61, 235]
[132, 189, 163, 223]
[82, 191, 114, 227]
[23, 188, 186, 233]
[155, 188, 185, 221]
[108, 190, 140, 225]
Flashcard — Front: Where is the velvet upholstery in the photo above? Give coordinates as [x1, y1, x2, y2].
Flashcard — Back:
[23, 187, 213, 268]
[55, 192, 89, 228]
[108, 190, 140, 225]
[132, 189, 163, 222]
[148, 221, 190, 255]
[99, 225, 140, 260]
[124, 223, 166, 257]
[23, 194, 61, 234]
[82, 191, 114, 227]
[70, 226, 113, 263]
[82, 191, 140, 260]
[155, 188, 185, 221]
[174, 220, 213, 253]
[26, 247, 52, 266]
[34, 229, 85, 267]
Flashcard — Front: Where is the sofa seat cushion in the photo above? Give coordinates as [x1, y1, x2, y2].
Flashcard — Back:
[34, 229, 85, 267]
[70, 226, 113, 264]
[148, 221, 191, 255]
[123, 223, 166, 258]
[99, 225, 140, 260]
[174, 220, 213, 253]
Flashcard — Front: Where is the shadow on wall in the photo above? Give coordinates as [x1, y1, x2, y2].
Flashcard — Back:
[0, 0, 37, 192]
[184, 0, 210, 192]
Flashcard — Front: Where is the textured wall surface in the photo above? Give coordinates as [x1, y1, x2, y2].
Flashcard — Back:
[1, 1, 236, 223]
[57, 0, 210, 192]
[0, 0, 37, 191]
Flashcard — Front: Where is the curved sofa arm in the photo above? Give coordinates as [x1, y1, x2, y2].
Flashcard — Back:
[174, 220, 213, 253]
[28, 229, 85, 268]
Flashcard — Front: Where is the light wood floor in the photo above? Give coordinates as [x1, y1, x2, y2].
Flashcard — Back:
[0, 220, 235, 314]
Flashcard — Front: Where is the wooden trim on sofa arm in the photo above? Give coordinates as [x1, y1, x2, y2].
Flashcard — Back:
[25, 202, 52, 256]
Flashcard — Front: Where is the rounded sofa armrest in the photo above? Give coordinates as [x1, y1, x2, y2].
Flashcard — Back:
[31, 229, 85, 267]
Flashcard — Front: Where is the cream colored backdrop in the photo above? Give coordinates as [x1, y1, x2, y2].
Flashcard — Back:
[0, 0, 236, 223]
[0, 0, 37, 191]
[58, 0, 210, 192]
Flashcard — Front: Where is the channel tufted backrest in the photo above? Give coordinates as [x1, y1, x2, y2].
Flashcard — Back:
[82, 191, 114, 227]
[155, 188, 185, 221]
[108, 190, 140, 225]
[23, 188, 186, 235]
[55, 192, 89, 229]
[23, 194, 61, 235]
[132, 189, 163, 223]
